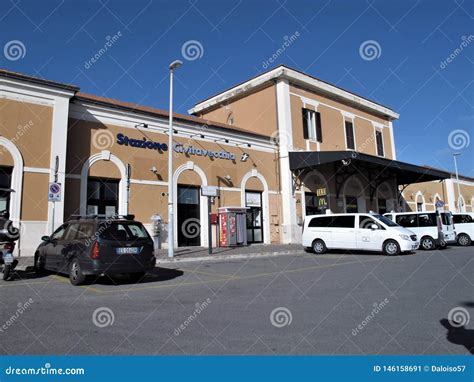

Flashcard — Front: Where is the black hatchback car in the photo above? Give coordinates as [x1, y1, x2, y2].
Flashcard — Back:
[34, 215, 156, 285]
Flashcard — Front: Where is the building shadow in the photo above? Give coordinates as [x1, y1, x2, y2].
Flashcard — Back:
[91, 267, 184, 286]
[439, 318, 474, 354]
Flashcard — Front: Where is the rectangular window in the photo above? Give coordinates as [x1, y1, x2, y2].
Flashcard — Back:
[305, 191, 327, 215]
[86, 178, 119, 216]
[345, 196, 358, 213]
[378, 198, 387, 214]
[345, 121, 355, 150]
[376, 130, 384, 156]
[302, 109, 322, 143]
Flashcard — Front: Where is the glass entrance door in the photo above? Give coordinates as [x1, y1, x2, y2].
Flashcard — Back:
[245, 191, 263, 244]
[177, 185, 200, 247]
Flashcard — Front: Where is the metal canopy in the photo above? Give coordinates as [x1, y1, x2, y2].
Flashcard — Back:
[288, 151, 451, 201]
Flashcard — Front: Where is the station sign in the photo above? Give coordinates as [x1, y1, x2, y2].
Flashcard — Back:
[116, 133, 168, 152]
[201, 186, 219, 197]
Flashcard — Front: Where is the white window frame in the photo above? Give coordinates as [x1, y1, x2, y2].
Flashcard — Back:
[344, 118, 356, 150]
[375, 129, 385, 157]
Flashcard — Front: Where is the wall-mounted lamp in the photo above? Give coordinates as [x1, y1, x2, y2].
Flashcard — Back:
[224, 174, 232, 182]
[135, 123, 148, 128]
[150, 166, 159, 175]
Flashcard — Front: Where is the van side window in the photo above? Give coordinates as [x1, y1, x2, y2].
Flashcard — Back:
[396, 214, 417, 228]
[418, 213, 436, 227]
[453, 214, 473, 224]
[309, 216, 332, 227]
[359, 216, 383, 230]
[331, 215, 355, 228]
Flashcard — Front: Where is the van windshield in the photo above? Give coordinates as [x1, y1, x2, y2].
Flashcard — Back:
[373, 214, 398, 227]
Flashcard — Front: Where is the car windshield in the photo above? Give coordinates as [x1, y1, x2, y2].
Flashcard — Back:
[99, 222, 150, 241]
[373, 214, 398, 227]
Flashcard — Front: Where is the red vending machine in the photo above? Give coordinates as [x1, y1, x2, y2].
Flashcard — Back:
[218, 207, 248, 247]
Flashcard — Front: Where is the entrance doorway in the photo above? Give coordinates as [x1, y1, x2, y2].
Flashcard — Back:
[177, 185, 200, 247]
[245, 191, 263, 243]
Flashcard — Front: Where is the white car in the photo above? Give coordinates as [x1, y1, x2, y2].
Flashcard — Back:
[384, 211, 456, 250]
[452, 212, 474, 246]
[302, 213, 419, 256]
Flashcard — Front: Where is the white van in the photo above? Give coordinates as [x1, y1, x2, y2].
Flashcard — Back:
[302, 213, 419, 256]
[384, 211, 456, 250]
[452, 212, 474, 246]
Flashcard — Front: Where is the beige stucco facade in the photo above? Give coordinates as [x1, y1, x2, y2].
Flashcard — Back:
[1, 66, 471, 254]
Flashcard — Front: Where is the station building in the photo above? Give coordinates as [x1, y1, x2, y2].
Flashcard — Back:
[0, 66, 472, 255]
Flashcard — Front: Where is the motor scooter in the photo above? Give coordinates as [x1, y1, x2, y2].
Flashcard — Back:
[0, 210, 20, 281]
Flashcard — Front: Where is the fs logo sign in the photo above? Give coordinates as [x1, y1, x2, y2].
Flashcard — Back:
[240, 153, 249, 162]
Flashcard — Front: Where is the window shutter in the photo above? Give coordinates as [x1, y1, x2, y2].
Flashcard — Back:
[376, 130, 384, 156]
[315, 112, 322, 143]
[302, 109, 309, 140]
[345, 121, 355, 149]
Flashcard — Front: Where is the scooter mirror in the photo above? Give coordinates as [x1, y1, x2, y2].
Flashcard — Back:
[41, 235, 50, 242]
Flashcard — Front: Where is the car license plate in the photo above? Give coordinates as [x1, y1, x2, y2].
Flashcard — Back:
[3, 252, 14, 264]
[116, 247, 140, 255]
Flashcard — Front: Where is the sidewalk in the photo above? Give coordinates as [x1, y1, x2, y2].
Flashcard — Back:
[12, 244, 304, 270]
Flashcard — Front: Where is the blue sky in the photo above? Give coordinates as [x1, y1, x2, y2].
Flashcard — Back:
[1, 0, 472, 175]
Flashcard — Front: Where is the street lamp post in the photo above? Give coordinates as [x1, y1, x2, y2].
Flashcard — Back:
[453, 153, 462, 212]
[167, 60, 183, 258]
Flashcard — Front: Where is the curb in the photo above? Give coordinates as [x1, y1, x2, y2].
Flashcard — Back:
[155, 249, 304, 264]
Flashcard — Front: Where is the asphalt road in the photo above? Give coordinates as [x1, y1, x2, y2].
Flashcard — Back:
[0, 246, 472, 355]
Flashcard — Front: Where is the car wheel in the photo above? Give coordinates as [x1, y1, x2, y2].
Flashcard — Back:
[420, 236, 435, 250]
[457, 233, 472, 247]
[69, 259, 86, 286]
[128, 272, 146, 283]
[34, 253, 46, 275]
[312, 239, 327, 254]
[383, 240, 400, 256]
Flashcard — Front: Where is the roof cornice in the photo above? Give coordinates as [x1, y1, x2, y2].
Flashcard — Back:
[189, 65, 399, 121]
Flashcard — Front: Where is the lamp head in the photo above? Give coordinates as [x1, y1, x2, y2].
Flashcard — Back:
[169, 60, 183, 70]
